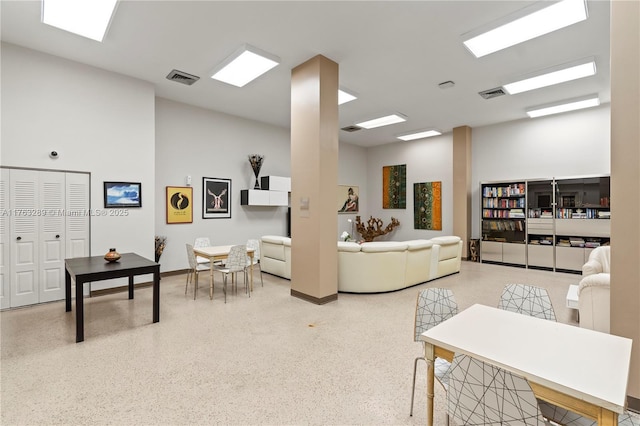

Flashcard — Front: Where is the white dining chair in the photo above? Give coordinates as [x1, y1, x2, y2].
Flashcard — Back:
[410, 288, 457, 421]
[185, 243, 210, 300]
[214, 245, 249, 303]
[245, 239, 263, 287]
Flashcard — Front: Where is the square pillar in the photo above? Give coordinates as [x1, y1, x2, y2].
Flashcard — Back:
[290, 55, 339, 304]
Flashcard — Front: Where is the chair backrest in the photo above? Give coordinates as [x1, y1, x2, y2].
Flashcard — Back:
[414, 288, 458, 342]
[194, 237, 211, 248]
[185, 243, 197, 269]
[246, 239, 260, 262]
[498, 283, 557, 321]
[226, 245, 247, 273]
[447, 353, 548, 425]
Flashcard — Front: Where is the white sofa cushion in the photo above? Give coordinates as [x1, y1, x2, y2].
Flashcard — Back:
[582, 246, 610, 275]
[405, 239, 433, 286]
[430, 236, 462, 260]
[337, 241, 362, 252]
[578, 272, 610, 333]
[360, 241, 408, 252]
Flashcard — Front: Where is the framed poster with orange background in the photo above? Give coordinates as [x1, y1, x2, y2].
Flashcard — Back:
[166, 186, 193, 224]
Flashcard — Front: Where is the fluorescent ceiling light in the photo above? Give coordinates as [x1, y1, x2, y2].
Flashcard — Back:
[338, 88, 357, 105]
[397, 129, 442, 141]
[42, 0, 118, 42]
[503, 60, 596, 94]
[355, 113, 407, 129]
[210, 44, 279, 87]
[463, 0, 588, 58]
[526, 95, 600, 118]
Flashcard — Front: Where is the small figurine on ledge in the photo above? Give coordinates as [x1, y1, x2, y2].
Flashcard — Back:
[355, 216, 400, 242]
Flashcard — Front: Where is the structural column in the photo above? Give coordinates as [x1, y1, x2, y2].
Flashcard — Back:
[610, 0, 640, 410]
[452, 125, 472, 259]
[290, 55, 339, 304]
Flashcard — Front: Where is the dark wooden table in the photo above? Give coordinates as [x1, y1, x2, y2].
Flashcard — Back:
[65, 253, 160, 342]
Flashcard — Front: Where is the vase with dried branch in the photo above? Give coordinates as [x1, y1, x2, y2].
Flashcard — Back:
[355, 216, 400, 242]
[248, 154, 264, 189]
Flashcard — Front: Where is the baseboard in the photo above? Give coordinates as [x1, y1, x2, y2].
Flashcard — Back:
[90, 269, 187, 297]
[290, 289, 338, 305]
[628, 395, 640, 414]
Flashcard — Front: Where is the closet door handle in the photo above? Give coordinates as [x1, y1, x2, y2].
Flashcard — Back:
[56, 234, 60, 239]
[16, 236, 22, 241]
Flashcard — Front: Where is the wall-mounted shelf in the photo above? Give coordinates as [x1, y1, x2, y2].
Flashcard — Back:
[241, 176, 290, 207]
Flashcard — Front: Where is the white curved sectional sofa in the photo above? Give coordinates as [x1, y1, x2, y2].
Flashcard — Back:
[260, 235, 463, 293]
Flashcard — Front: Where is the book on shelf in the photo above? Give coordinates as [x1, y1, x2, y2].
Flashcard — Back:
[569, 237, 586, 247]
[598, 211, 611, 219]
[510, 208, 525, 218]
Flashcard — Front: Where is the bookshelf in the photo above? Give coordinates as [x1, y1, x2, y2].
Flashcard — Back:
[481, 182, 526, 266]
[554, 176, 610, 271]
[526, 180, 554, 269]
[480, 176, 610, 273]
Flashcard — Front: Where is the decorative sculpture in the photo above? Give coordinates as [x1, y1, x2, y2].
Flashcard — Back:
[248, 154, 264, 189]
[355, 216, 400, 242]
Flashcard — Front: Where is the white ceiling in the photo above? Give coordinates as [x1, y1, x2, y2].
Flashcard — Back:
[0, 1, 611, 148]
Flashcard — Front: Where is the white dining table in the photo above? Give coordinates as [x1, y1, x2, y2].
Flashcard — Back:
[420, 303, 633, 426]
[192, 245, 255, 299]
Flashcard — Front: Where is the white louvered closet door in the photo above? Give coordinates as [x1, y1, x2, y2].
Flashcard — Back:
[0, 169, 10, 309]
[39, 171, 66, 303]
[10, 169, 39, 307]
[65, 172, 89, 259]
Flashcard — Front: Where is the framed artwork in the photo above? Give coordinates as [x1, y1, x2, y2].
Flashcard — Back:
[203, 177, 231, 219]
[382, 164, 406, 209]
[337, 185, 359, 213]
[166, 186, 193, 224]
[414, 181, 442, 230]
[103, 181, 142, 208]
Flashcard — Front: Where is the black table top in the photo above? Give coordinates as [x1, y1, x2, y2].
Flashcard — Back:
[65, 252, 158, 277]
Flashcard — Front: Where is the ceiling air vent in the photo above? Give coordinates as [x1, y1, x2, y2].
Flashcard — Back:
[166, 69, 200, 86]
[341, 125, 363, 132]
[479, 87, 507, 99]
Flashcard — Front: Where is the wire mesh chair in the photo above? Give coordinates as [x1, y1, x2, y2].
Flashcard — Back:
[410, 288, 458, 420]
[185, 243, 210, 300]
[214, 245, 249, 303]
[246, 239, 263, 287]
[498, 283, 557, 321]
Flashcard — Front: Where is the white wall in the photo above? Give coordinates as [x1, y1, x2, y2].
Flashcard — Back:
[337, 142, 368, 237]
[366, 133, 455, 240]
[471, 104, 611, 237]
[154, 98, 292, 272]
[1, 43, 156, 289]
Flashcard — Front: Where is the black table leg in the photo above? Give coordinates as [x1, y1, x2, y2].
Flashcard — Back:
[65, 269, 72, 312]
[128, 275, 134, 299]
[153, 268, 160, 323]
[76, 279, 84, 343]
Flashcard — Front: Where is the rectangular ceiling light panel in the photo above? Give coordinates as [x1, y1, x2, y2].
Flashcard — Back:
[338, 88, 357, 105]
[503, 60, 596, 94]
[42, 0, 118, 42]
[463, 0, 588, 58]
[355, 114, 407, 129]
[526, 95, 600, 118]
[210, 44, 280, 87]
[397, 129, 442, 141]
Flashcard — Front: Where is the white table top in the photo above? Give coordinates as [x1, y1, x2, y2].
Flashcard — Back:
[193, 245, 254, 257]
[420, 303, 632, 414]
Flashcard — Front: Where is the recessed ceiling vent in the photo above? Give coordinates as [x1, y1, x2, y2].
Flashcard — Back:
[479, 87, 507, 99]
[341, 125, 363, 132]
[166, 69, 200, 86]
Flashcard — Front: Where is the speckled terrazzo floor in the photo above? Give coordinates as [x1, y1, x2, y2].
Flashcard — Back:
[1, 261, 579, 426]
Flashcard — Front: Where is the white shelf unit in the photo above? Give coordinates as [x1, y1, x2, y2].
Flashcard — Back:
[240, 176, 290, 207]
[480, 176, 610, 273]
